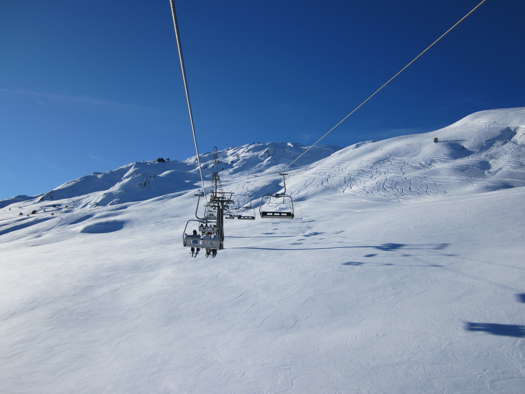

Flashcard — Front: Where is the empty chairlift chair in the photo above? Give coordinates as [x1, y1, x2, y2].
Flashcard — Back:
[204, 204, 217, 221]
[235, 193, 256, 220]
[237, 210, 256, 220]
[259, 173, 295, 219]
[225, 210, 237, 219]
[224, 199, 239, 220]
[226, 192, 256, 220]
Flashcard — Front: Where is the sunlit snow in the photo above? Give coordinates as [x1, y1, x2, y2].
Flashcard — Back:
[1, 108, 524, 393]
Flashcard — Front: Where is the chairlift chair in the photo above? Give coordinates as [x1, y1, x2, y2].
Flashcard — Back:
[259, 194, 294, 218]
[236, 202, 256, 220]
[228, 192, 256, 220]
[182, 219, 221, 250]
[235, 197, 256, 220]
[259, 173, 294, 219]
[224, 207, 237, 219]
[237, 213, 256, 220]
[182, 192, 221, 250]
[203, 204, 217, 221]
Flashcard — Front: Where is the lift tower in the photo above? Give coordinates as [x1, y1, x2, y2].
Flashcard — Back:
[206, 148, 233, 249]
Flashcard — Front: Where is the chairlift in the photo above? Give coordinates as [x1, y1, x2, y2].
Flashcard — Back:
[234, 195, 256, 220]
[226, 192, 256, 220]
[182, 219, 221, 250]
[259, 173, 294, 219]
[204, 205, 217, 220]
[224, 198, 237, 219]
[224, 205, 238, 219]
[237, 213, 256, 220]
[182, 191, 221, 251]
[236, 203, 256, 220]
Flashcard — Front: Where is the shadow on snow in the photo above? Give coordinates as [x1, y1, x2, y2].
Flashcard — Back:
[342, 261, 443, 268]
[81, 220, 126, 234]
[0, 217, 53, 237]
[233, 242, 449, 252]
[228, 235, 296, 239]
[464, 322, 525, 338]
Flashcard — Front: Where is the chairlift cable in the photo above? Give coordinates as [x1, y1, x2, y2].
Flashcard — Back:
[287, 0, 489, 169]
[168, 0, 206, 195]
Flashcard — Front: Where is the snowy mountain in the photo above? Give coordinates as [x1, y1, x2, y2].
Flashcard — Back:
[4, 142, 338, 209]
[187, 141, 340, 175]
[4, 107, 525, 212]
[1, 107, 524, 394]
[289, 107, 525, 200]
[37, 159, 198, 207]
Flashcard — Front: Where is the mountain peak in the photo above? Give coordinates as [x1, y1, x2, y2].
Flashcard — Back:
[185, 142, 340, 176]
[20, 142, 339, 207]
[2, 107, 524, 211]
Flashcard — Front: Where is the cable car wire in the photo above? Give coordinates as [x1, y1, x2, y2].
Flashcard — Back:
[287, 0, 490, 169]
[168, 0, 206, 195]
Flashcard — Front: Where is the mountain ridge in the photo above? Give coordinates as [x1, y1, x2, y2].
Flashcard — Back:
[1, 107, 524, 211]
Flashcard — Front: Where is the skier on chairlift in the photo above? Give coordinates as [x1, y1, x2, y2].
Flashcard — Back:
[203, 229, 211, 257]
[190, 229, 200, 258]
[210, 228, 218, 258]
[203, 228, 218, 258]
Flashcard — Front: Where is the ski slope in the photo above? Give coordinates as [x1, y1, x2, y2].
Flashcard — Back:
[289, 107, 525, 200]
[1, 108, 524, 393]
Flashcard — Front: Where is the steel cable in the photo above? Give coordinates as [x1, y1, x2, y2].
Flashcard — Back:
[168, 0, 207, 195]
[288, 0, 489, 168]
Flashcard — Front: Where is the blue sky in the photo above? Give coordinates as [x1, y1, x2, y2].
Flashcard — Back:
[1, 0, 524, 198]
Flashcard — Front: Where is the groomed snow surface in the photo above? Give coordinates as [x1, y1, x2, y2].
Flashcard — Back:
[1, 108, 524, 393]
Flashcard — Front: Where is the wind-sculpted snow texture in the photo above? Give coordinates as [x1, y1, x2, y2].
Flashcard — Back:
[288, 108, 525, 201]
[1, 107, 524, 393]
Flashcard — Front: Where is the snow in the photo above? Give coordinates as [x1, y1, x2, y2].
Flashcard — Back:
[1, 108, 524, 393]
[288, 107, 525, 201]
[0, 195, 34, 210]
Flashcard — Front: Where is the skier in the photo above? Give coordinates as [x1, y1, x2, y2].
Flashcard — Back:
[190, 230, 200, 257]
[203, 228, 217, 258]
[209, 229, 218, 258]
[202, 229, 211, 257]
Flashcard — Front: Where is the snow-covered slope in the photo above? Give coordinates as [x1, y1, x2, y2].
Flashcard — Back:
[0, 195, 33, 210]
[37, 160, 198, 206]
[289, 107, 525, 200]
[1, 107, 524, 394]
